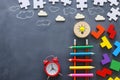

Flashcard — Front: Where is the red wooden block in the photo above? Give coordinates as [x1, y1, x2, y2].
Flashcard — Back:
[91, 24, 105, 39]
[107, 24, 117, 39]
[96, 67, 112, 78]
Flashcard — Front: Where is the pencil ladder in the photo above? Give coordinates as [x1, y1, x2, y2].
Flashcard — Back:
[68, 39, 95, 80]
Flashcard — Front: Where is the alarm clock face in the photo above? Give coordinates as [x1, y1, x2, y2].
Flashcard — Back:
[46, 62, 60, 77]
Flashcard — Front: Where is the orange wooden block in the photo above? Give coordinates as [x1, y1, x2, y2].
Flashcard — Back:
[91, 24, 105, 39]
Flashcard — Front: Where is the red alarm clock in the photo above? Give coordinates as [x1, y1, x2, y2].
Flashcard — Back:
[43, 55, 61, 78]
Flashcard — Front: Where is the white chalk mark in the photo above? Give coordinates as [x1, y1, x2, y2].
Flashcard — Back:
[88, 7, 105, 15]
[49, 6, 60, 12]
[36, 20, 51, 26]
[16, 10, 34, 19]
[9, 5, 20, 12]
[63, 7, 77, 15]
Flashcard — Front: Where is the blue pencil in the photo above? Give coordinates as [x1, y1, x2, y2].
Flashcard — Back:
[70, 52, 95, 56]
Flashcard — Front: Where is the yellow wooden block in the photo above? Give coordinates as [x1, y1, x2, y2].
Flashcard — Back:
[115, 77, 120, 80]
[108, 77, 120, 80]
[108, 77, 113, 80]
[100, 36, 112, 49]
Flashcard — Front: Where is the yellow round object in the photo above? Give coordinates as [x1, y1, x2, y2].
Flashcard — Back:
[73, 21, 91, 38]
[79, 26, 85, 32]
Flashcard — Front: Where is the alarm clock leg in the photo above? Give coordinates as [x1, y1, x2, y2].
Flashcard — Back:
[47, 76, 50, 80]
[59, 73, 63, 76]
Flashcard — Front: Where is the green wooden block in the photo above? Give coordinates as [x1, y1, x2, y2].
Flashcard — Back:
[110, 59, 120, 72]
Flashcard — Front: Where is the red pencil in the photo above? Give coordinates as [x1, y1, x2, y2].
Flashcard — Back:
[69, 59, 93, 62]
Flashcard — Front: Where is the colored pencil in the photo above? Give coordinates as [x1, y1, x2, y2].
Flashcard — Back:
[69, 66, 95, 70]
[69, 45, 93, 49]
[69, 58, 93, 62]
[68, 73, 94, 77]
[70, 52, 95, 56]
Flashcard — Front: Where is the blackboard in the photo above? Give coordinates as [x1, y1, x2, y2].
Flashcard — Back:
[0, 0, 120, 80]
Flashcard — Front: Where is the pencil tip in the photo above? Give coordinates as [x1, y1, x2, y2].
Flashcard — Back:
[69, 46, 72, 48]
[91, 52, 95, 55]
[68, 74, 71, 76]
[92, 66, 95, 68]
[68, 59, 71, 61]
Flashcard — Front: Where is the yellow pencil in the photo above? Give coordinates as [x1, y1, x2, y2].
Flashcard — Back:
[69, 66, 95, 70]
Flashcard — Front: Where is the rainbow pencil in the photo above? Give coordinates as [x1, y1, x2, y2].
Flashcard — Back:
[69, 66, 95, 70]
[68, 73, 94, 77]
[69, 58, 93, 62]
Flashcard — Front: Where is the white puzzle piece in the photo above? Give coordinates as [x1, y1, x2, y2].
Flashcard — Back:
[107, 7, 120, 21]
[33, 0, 46, 9]
[76, 0, 88, 11]
[108, 0, 119, 6]
[18, 0, 30, 9]
[61, 0, 72, 6]
[49, 0, 59, 5]
[93, 0, 107, 6]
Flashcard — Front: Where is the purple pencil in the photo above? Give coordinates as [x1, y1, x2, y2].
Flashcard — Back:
[68, 73, 94, 77]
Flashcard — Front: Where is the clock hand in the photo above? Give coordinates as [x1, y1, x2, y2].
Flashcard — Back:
[51, 64, 55, 70]
[51, 64, 54, 68]
[50, 64, 54, 71]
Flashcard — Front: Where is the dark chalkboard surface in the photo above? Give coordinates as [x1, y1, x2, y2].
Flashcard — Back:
[0, 0, 120, 80]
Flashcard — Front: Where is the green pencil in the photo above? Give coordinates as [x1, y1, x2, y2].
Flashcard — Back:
[69, 45, 93, 49]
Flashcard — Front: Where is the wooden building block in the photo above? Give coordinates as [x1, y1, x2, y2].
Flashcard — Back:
[91, 24, 105, 39]
[96, 67, 112, 78]
[113, 41, 120, 56]
[100, 36, 112, 49]
[107, 24, 117, 39]
[110, 59, 120, 72]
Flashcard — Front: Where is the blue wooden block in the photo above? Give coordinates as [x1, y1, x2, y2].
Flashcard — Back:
[113, 41, 120, 56]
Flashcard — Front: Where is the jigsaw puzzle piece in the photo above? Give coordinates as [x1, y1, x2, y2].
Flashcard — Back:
[61, 0, 72, 6]
[91, 24, 105, 39]
[107, 7, 120, 21]
[108, 0, 119, 6]
[18, 0, 30, 9]
[93, 0, 107, 6]
[96, 67, 112, 78]
[113, 41, 120, 56]
[110, 59, 120, 72]
[49, 0, 59, 5]
[101, 53, 111, 65]
[107, 24, 117, 40]
[76, 0, 88, 11]
[100, 36, 112, 49]
[33, 0, 46, 9]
